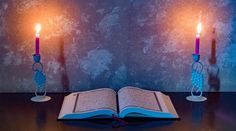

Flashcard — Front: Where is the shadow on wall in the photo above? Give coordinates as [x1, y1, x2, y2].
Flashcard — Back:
[207, 28, 220, 92]
[58, 36, 70, 92]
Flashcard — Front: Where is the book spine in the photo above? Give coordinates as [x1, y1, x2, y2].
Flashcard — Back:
[116, 94, 119, 114]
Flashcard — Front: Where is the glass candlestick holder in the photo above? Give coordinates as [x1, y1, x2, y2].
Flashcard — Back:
[186, 54, 207, 102]
[31, 54, 51, 102]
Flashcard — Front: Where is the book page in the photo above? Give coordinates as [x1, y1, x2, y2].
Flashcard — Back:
[74, 88, 117, 113]
[161, 93, 179, 117]
[118, 87, 162, 112]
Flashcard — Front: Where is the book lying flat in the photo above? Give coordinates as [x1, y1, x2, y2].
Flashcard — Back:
[58, 86, 179, 120]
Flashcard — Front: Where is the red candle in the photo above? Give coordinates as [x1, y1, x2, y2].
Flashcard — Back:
[195, 22, 202, 54]
[35, 24, 41, 55]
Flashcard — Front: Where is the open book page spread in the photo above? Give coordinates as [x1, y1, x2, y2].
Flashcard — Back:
[118, 87, 161, 112]
[74, 88, 117, 113]
[58, 87, 179, 119]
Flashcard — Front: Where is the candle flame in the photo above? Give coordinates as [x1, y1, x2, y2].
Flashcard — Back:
[197, 22, 202, 34]
[35, 23, 41, 34]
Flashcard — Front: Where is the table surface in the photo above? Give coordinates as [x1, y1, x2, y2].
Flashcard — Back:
[0, 92, 236, 131]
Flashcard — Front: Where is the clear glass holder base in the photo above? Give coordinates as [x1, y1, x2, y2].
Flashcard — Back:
[31, 95, 51, 102]
[186, 95, 207, 102]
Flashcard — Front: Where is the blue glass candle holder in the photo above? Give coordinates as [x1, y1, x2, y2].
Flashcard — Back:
[186, 53, 207, 102]
[31, 54, 51, 102]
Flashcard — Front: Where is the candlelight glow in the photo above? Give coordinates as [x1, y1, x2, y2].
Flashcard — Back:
[35, 23, 41, 35]
[197, 22, 202, 34]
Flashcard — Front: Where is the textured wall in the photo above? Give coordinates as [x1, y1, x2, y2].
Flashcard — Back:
[0, 0, 236, 92]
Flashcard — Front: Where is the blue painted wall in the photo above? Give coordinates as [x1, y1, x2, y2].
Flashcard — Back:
[0, 0, 235, 92]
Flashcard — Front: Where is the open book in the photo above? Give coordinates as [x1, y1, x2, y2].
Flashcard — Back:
[58, 86, 179, 119]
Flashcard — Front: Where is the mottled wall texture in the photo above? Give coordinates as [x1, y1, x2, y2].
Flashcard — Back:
[0, 0, 236, 92]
